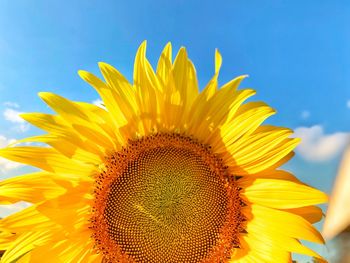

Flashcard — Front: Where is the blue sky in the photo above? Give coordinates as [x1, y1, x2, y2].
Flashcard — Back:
[0, 1, 349, 261]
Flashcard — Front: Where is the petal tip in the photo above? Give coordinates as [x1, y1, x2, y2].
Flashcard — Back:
[139, 40, 147, 53]
[98, 61, 109, 69]
[77, 70, 94, 82]
[38, 91, 50, 99]
[77, 69, 88, 77]
[165, 41, 172, 49]
[215, 49, 222, 74]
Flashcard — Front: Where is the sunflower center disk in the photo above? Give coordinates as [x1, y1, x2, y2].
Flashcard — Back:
[92, 134, 243, 263]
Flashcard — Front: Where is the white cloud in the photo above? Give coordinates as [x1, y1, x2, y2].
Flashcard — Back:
[301, 110, 310, 120]
[3, 101, 19, 108]
[0, 134, 16, 148]
[3, 108, 24, 123]
[92, 99, 106, 109]
[294, 125, 350, 162]
[0, 135, 22, 173]
[0, 202, 31, 218]
[347, 100, 350, 109]
[3, 108, 29, 132]
[16, 124, 30, 132]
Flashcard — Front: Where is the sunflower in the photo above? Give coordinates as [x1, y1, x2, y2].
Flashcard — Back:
[0, 42, 327, 263]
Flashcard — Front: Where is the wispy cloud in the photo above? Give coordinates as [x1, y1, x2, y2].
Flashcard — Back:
[3, 101, 19, 108]
[301, 110, 310, 120]
[3, 108, 24, 123]
[0, 134, 22, 173]
[0, 134, 16, 148]
[92, 98, 105, 109]
[0, 202, 31, 218]
[3, 107, 29, 132]
[347, 100, 350, 109]
[294, 125, 350, 162]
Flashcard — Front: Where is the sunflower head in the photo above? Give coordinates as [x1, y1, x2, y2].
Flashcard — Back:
[0, 41, 328, 263]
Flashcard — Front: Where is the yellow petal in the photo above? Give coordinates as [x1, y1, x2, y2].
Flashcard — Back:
[38, 92, 116, 144]
[48, 229, 96, 263]
[246, 218, 324, 259]
[74, 101, 111, 124]
[156, 42, 172, 84]
[72, 124, 116, 150]
[22, 228, 101, 263]
[20, 112, 71, 136]
[78, 70, 131, 133]
[228, 138, 299, 175]
[189, 78, 251, 140]
[1, 231, 54, 263]
[38, 92, 89, 123]
[220, 74, 249, 92]
[20, 112, 104, 157]
[172, 49, 189, 106]
[284, 206, 324, 224]
[76, 101, 123, 146]
[38, 92, 121, 150]
[37, 197, 91, 230]
[227, 126, 293, 158]
[0, 205, 55, 233]
[15, 252, 31, 263]
[220, 102, 276, 146]
[233, 235, 292, 263]
[196, 87, 254, 142]
[199, 48, 222, 100]
[214, 49, 222, 75]
[242, 169, 302, 183]
[186, 50, 227, 134]
[12, 134, 103, 164]
[240, 178, 328, 208]
[0, 146, 95, 176]
[223, 126, 299, 174]
[0, 172, 67, 204]
[173, 47, 198, 112]
[0, 232, 16, 251]
[159, 47, 199, 130]
[97, 62, 139, 122]
[133, 41, 162, 132]
[244, 204, 324, 244]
